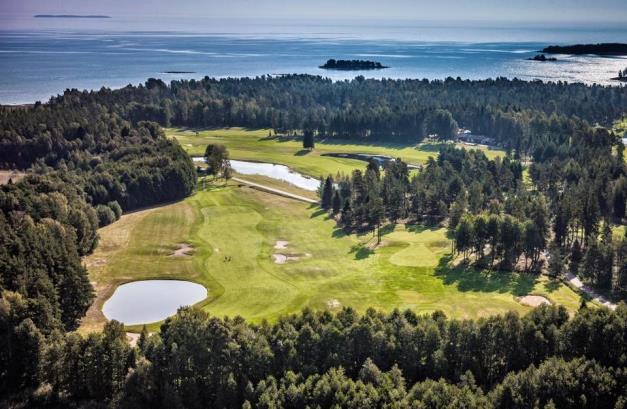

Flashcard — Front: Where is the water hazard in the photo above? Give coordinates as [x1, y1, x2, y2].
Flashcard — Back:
[103, 280, 207, 325]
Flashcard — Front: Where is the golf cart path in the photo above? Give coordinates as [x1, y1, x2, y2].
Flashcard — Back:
[232, 177, 318, 204]
[565, 272, 617, 310]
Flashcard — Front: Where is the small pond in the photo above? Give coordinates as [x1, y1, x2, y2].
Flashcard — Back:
[102, 280, 207, 325]
[193, 157, 319, 191]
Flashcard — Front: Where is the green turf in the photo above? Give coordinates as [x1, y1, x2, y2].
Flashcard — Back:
[169, 127, 504, 178]
[83, 180, 582, 332]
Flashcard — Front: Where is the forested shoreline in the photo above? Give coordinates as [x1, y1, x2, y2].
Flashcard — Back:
[1, 75, 626, 407]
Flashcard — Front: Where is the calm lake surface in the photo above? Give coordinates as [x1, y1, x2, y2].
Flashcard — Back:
[194, 158, 320, 191]
[1, 20, 626, 104]
[102, 280, 207, 325]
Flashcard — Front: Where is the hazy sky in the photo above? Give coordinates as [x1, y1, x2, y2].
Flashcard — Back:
[2, 0, 626, 23]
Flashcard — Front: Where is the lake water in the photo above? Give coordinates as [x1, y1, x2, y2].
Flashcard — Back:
[194, 158, 320, 191]
[102, 280, 207, 325]
[1, 21, 626, 104]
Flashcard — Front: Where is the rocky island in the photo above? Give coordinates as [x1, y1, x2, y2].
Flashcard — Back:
[527, 54, 557, 62]
[542, 43, 627, 56]
[319, 59, 388, 70]
[611, 68, 627, 82]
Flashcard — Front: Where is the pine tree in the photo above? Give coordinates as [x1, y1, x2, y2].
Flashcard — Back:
[341, 199, 353, 226]
[138, 324, 149, 351]
[332, 190, 341, 214]
[303, 129, 315, 150]
[548, 244, 564, 278]
[455, 216, 474, 261]
[321, 176, 334, 209]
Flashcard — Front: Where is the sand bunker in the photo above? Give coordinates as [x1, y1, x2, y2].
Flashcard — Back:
[126, 332, 140, 347]
[327, 299, 341, 309]
[171, 243, 194, 257]
[126, 332, 153, 347]
[272, 254, 302, 264]
[519, 295, 551, 307]
[272, 247, 312, 263]
[274, 240, 289, 249]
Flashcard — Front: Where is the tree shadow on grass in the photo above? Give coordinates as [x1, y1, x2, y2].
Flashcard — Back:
[434, 255, 538, 295]
[379, 223, 396, 236]
[310, 208, 327, 219]
[332, 228, 348, 238]
[543, 279, 562, 293]
[350, 244, 374, 260]
[294, 149, 311, 156]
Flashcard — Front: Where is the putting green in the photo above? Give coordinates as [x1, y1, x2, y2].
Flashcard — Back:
[82, 180, 582, 333]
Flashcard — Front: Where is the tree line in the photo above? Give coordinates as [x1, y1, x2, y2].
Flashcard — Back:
[36, 75, 625, 154]
[2, 304, 625, 408]
[0, 91, 196, 406]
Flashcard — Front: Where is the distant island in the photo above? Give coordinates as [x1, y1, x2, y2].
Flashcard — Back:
[34, 14, 111, 19]
[611, 68, 627, 82]
[527, 54, 557, 62]
[320, 59, 388, 70]
[162, 71, 196, 74]
[542, 43, 627, 56]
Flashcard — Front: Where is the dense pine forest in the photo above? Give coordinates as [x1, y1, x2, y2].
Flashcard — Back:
[1, 75, 627, 407]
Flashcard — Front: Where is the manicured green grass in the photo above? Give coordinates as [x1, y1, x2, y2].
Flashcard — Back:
[83, 180, 581, 332]
[169, 127, 504, 178]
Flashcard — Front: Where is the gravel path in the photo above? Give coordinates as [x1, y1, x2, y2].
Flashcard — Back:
[565, 272, 617, 310]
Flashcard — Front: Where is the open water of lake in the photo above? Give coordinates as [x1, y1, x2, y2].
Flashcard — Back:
[1, 19, 625, 104]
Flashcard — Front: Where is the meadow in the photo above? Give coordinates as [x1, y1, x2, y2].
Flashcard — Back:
[82, 179, 582, 333]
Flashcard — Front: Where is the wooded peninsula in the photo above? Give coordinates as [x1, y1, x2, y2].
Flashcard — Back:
[542, 43, 627, 55]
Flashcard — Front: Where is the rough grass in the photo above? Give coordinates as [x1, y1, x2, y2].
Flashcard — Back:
[169, 127, 504, 178]
[81, 180, 581, 333]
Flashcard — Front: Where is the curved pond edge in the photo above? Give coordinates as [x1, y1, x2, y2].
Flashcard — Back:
[100, 277, 212, 330]
[192, 157, 321, 191]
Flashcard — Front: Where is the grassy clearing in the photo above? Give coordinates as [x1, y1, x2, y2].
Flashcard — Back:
[169, 127, 504, 178]
[81, 180, 581, 333]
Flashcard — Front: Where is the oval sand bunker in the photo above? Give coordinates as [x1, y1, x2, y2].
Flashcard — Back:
[103, 280, 207, 325]
[518, 295, 551, 307]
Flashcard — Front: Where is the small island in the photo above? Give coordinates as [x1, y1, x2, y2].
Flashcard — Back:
[611, 68, 627, 82]
[319, 59, 388, 70]
[34, 14, 111, 19]
[542, 43, 627, 56]
[527, 54, 557, 62]
[162, 71, 196, 74]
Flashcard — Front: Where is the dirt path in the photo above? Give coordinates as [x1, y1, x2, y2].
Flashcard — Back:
[233, 177, 319, 204]
[565, 272, 617, 310]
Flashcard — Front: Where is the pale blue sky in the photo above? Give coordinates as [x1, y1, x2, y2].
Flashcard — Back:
[2, 0, 626, 23]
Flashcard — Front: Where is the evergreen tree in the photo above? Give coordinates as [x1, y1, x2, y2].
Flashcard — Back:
[321, 176, 334, 209]
[332, 190, 341, 215]
[303, 129, 315, 150]
[455, 216, 474, 261]
[548, 244, 565, 278]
